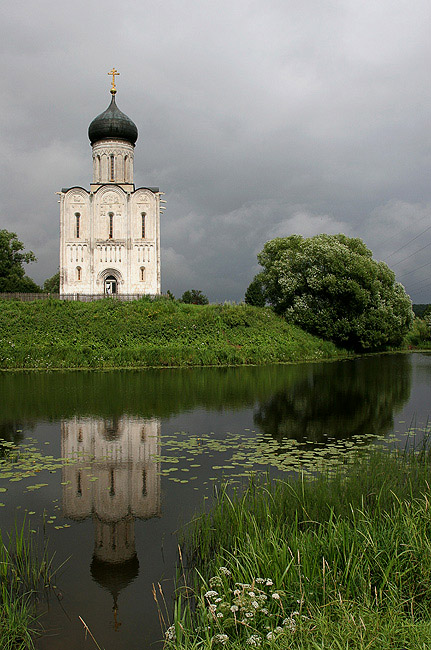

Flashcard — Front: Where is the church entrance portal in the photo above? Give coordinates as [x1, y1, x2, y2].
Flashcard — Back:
[105, 276, 117, 295]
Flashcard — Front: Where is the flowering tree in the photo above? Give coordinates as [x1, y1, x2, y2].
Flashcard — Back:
[257, 234, 413, 351]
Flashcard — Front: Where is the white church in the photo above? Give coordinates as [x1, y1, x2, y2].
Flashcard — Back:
[59, 70, 162, 297]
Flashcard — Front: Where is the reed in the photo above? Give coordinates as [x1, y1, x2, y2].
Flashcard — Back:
[164, 446, 431, 648]
[0, 521, 56, 649]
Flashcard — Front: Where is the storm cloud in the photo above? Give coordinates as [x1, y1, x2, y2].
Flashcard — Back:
[2, 0, 431, 302]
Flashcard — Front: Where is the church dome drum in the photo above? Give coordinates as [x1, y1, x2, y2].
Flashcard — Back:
[88, 94, 138, 146]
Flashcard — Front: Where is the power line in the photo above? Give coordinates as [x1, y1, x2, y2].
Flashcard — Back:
[390, 239, 431, 267]
[396, 260, 431, 280]
[373, 211, 430, 249]
[386, 223, 431, 260]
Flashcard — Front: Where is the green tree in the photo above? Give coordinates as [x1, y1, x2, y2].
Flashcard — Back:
[43, 271, 60, 293]
[244, 274, 266, 307]
[257, 234, 413, 351]
[0, 230, 40, 293]
[181, 289, 209, 305]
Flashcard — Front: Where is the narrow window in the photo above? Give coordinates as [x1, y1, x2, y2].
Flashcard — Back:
[140, 267, 145, 282]
[75, 213, 80, 238]
[110, 154, 115, 181]
[109, 468, 115, 496]
[76, 266, 81, 281]
[109, 212, 114, 239]
[141, 212, 146, 238]
[142, 470, 147, 497]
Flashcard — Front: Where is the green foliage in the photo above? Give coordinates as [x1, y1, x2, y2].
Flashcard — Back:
[181, 289, 209, 305]
[166, 289, 176, 301]
[412, 303, 431, 318]
[169, 448, 431, 649]
[244, 275, 265, 307]
[405, 317, 431, 347]
[257, 234, 414, 351]
[0, 230, 40, 293]
[0, 298, 343, 370]
[43, 272, 60, 293]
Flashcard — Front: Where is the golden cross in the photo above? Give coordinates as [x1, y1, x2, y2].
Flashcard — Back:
[108, 68, 120, 93]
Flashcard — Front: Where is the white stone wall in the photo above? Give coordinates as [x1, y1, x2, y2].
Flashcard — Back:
[60, 185, 161, 296]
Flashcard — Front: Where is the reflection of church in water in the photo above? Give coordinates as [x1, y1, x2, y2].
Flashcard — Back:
[61, 416, 160, 622]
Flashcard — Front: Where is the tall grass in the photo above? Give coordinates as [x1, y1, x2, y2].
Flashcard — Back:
[0, 522, 56, 649]
[0, 298, 343, 370]
[163, 447, 431, 649]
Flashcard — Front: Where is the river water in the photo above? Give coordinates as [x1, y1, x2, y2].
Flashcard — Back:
[0, 353, 430, 649]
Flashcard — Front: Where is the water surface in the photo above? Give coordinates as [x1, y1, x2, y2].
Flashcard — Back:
[0, 353, 429, 649]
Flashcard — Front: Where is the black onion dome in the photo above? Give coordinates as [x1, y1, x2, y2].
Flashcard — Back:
[88, 94, 138, 145]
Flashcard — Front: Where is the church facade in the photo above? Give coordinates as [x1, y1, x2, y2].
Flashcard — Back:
[59, 72, 162, 296]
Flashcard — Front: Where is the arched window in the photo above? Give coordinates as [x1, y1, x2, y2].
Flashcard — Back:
[110, 154, 115, 181]
[75, 213, 80, 238]
[76, 266, 82, 281]
[124, 155, 128, 181]
[141, 212, 146, 238]
[108, 212, 114, 239]
[140, 266, 145, 282]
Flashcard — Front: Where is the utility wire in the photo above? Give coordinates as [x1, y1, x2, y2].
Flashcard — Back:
[390, 239, 431, 267]
[386, 223, 431, 259]
[372, 211, 430, 249]
[396, 260, 431, 280]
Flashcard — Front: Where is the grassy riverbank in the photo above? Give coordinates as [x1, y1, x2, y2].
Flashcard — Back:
[0, 298, 343, 370]
[164, 447, 431, 649]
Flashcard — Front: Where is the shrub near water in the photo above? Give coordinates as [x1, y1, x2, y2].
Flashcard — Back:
[0, 298, 342, 370]
[165, 449, 431, 649]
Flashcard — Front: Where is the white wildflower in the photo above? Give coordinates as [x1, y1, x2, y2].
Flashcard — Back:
[251, 601, 259, 609]
[165, 625, 175, 641]
[248, 591, 255, 597]
[245, 612, 254, 618]
[266, 631, 274, 640]
[271, 593, 280, 600]
[219, 566, 231, 576]
[204, 590, 218, 598]
[217, 612, 224, 618]
[209, 576, 223, 589]
[246, 634, 262, 646]
[261, 608, 268, 615]
[230, 605, 239, 612]
[209, 604, 217, 613]
[275, 626, 283, 633]
[265, 579, 273, 586]
[213, 633, 229, 645]
[283, 616, 296, 632]
[255, 577, 265, 584]
[215, 598, 222, 603]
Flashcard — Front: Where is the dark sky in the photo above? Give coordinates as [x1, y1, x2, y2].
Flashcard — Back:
[2, 0, 431, 302]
